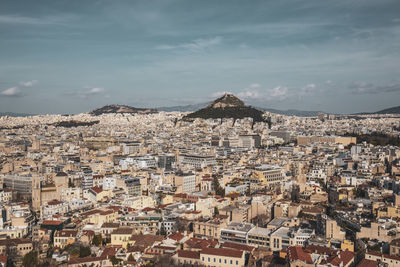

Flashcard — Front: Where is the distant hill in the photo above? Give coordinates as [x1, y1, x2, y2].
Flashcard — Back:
[355, 105, 400, 115]
[0, 112, 34, 117]
[158, 103, 207, 112]
[90, 104, 158, 116]
[374, 106, 400, 114]
[259, 108, 323, 117]
[158, 102, 322, 117]
[183, 94, 265, 122]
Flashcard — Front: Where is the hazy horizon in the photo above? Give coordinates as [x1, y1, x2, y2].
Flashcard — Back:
[1, 0, 400, 114]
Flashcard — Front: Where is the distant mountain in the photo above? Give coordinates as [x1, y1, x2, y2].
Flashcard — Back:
[158, 102, 323, 117]
[90, 104, 158, 116]
[258, 108, 323, 117]
[374, 106, 400, 114]
[354, 105, 400, 115]
[0, 112, 34, 117]
[157, 103, 207, 112]
[183, 94, 265, 122]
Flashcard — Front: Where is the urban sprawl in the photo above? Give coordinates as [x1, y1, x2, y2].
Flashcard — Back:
[0, 107, 400, 267]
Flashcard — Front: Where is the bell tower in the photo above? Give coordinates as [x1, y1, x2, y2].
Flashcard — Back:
[32, 174, 41, 211]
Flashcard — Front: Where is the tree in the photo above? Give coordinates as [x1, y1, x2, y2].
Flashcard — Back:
[110, 256, 121, 266]
[127, 254, 135, 262]
[213, 176, 225, 197]
[79, 246, 91, 258]
[92, 234, 102, 246]
[291, 184, 300, 203]
[172, 218, 187, 232]
[70, 247, 80, 258]
[159, 224, 167, 236]
[22, 251, 38, 267]
[214, 207, 219, 215]
[68, 178, 75, 188]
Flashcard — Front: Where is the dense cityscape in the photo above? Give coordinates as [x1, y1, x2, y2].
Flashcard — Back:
[2, 0, 400, 266]
[0, 93, 399, 266]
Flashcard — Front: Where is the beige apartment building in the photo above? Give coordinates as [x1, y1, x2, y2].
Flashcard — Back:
[200, 248, 245, 267]
[297, 136, 356, 146]
[193, 215, 229, 240]
[357, 222, 398, 242]
[111, 227, 134, 248]
[326, 218, 346, 241]
[0, 238, 33, 257]
[54, 230, 78, 248]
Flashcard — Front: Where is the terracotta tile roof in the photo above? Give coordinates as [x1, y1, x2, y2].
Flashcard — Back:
[325, 250, 355, 266]
[42, 220, 63, 226]
[185, 237, 218, 249]
[47, 200, 64, 205]
[357, 259, 378, 267]
[220, 242, 254, 252]
[129, 234, 164, 247]
[0, 238, 32, 246]
[90, 186, 103, 194]
[55, 230, 78, 238]
[288, 246, 313, 264]
[168, 232, 185, 242]
[105, 206, 121, 212]
[142, 207, 155, 212]
[101, 222, 120, 228]
[100, 210, 114, 215]
[305, 244, 336, 256]
[201, 248, 243, 258]
[100, 247, 118, 259]
[81, 209, 101, 216]
[177, 250, 200, 259]
[112, 227, 134, 235]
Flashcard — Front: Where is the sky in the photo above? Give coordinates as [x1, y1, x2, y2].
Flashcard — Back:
[0, 0, 400, 114]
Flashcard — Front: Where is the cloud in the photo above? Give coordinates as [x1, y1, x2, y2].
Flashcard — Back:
[19, 80, 38, 87]
[234, 82, 323, 103]
[0, 14, 75, 25]
[0, 79, 38, 97]
[156, 36, 222, 52]
[235, 83, 262, 100]
[1, 87, 22, 97]
[71, 87, 107, 99]
[349, 81, 400, 94]
[325, 80, 332, 85]
[271, 86, 289, 100]
[237, 90, 260, 99]
[87, 87, 105, 95]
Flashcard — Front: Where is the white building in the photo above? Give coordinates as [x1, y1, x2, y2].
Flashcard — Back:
[41, 200, 69, 219]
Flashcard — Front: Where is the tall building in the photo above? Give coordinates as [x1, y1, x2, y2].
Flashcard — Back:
[173, 172, 197, 193]
[158, 154, 175, 170]
[32, 174, 42, 211]
[82, 168, 93, 190]
[238, 134, 261, 148]
[3, 175, 33, 200]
